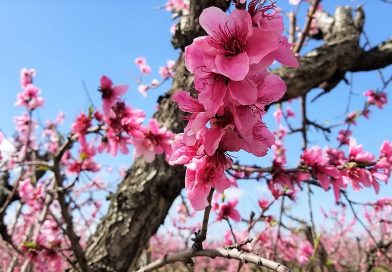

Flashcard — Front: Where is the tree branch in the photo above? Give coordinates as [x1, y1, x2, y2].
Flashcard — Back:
[136, 248, 291, 272]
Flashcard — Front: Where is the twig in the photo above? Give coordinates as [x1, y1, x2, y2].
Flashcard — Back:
[192, 188, 214, 250]
[293, 0, 322, 53]
[273, 196, 285, 259]
[225, 218, 238, 244]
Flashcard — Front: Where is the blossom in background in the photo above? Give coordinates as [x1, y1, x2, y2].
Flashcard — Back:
[133, 118, 174, 162]
[98, 75, 128, 115]
[15, 84, 44, 111]
[215, 199, 241, 222]
[364, 89, 387, 109]
[134, 57, 151, 75]
[20, 68, 36, 87]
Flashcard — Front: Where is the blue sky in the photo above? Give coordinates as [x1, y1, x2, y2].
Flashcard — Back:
[0, 0, 391, 233]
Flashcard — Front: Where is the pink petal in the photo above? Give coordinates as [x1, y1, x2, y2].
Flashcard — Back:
[246, 29, 279, 65]
[230, 209, 241, 222]
[221, 128, 246, 152]
[322, 166, 340, 178]
[185, 37, 214, 73]
[230, 9, 253, 38]
[213, 172, 231, 193]
[198, 79, 226, 115]
[216, 52, 249, 81]
[332, 181, 341, 202]
[228, 78, 258, 105]
[113, 85, 128, 97]
[257, 74, 286, 105]
[232, 105, 259, 135]
[203, 128, 225, 156]
[172, 91, 204, 113]
[100, 75, 113, 89]
[187, 183, 210, 210]
[191, 112, 210, 133]
[317, 173, 330, 190]
[199, 7, 229, 36]
[274, 44, 299, 68]
[185, 167, 196, 190]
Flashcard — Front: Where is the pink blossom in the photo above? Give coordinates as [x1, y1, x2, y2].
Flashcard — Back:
[187, 7, 279, 81]
[273, 107, 283, 123]
[15, 84, 44, 110]
[159, 60, 176, 79]
[19, 179, 44, 210]
[71, 112, 91, 146]
[348, 138, 375, 164]
[380, 141, 392, 162]
[345, 111, 359, 125]
[151, 78, 159, 87]
[138, 84, 148, 97]
[67, 156, 100, 174]
[337, 129, 352, 145]
[286, 107, 295, 118]
[133, 119, 173, 162]
[185, 152, 231, 210]
[134, 57, 151, 75]
[20, 68, 36, 87]
[169, 134, 202, 165]
[258, 199, 270, 210]
[341, 166, 372, 192]
[134, 57, 146, 65]
[215, 199, 241, 222]
[98, 75, 128, 114]
[98, 131, 131, 156]
[364, 90, 387, 109]
[302, 147, 342, 201]
[297, 241, 314, 265]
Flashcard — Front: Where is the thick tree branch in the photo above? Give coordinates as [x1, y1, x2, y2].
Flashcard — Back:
[276, 7, 392, 103]
[350, 38, 392, 72]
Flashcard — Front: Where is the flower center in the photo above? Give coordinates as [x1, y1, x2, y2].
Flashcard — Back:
[209, 23, 246, 57]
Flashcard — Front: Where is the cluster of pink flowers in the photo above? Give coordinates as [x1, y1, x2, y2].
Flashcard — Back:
[70, 75, 173, 171]
[169, 2, 298, 210]
[300, 139, 391, 201]
[15, 68, 44, 111]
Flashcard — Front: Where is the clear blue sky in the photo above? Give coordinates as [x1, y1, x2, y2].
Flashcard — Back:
[0, 0, 391, 231]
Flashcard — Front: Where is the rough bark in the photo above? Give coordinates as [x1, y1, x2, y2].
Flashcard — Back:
[81, 3, 392, 272]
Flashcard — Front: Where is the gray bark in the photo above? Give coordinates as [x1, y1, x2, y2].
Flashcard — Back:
[81, 3, 392, 272]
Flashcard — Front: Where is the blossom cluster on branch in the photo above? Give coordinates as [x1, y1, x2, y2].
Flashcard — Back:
[169, 2, 298, 210]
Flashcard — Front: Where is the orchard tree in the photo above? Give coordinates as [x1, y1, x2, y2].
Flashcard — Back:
[0, 0, 391, 271]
